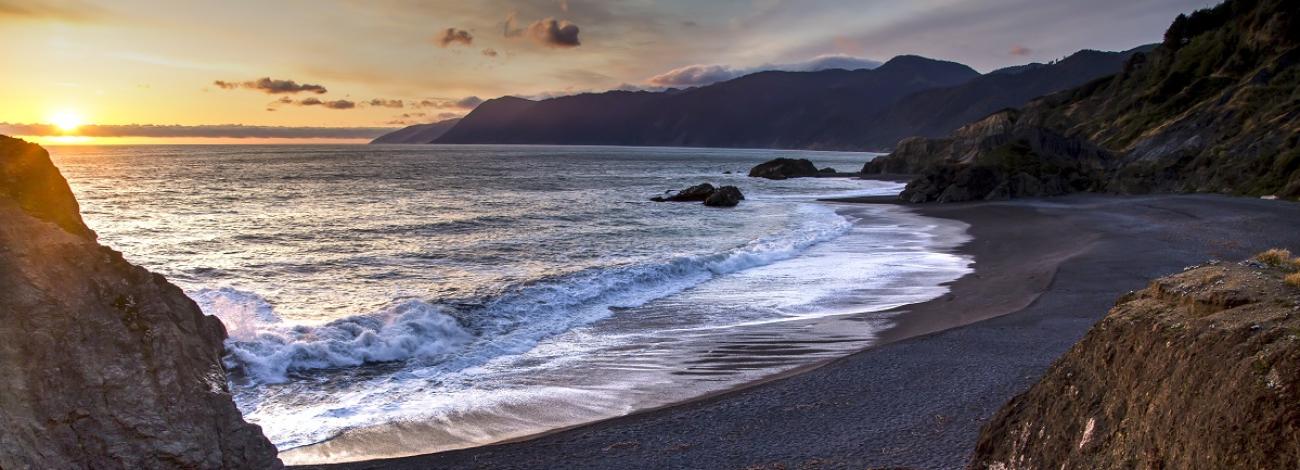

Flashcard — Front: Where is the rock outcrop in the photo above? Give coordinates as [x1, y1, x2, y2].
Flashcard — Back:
[0, 136, 281, 469]
[872, 0, 1300, 202]
[970, 260, 1300, 469]
[650, 183, 744, 207]
[703, 186, 745, 207]
[651, 183, 717, 202]
[748, 158, 819, 180]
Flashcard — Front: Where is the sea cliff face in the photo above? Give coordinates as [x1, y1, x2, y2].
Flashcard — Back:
[0, 136, 280, 469]
[970, 261, 1300, 469]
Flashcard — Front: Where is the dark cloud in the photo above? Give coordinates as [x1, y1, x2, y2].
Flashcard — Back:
[481, 48, 499, 57]
[505, 12, 580, 48]
[436, 112, 461, 120]
[214, 77, 327, 94]
[438, 28, 473, 47]
[367, 99, 405, 108]
[647, 54, 882, 87]
[0, 122, 393, 139]
[1009, 45, 1032, 56]
[528, 18, 581, 47]
[299, 98, 356, 109]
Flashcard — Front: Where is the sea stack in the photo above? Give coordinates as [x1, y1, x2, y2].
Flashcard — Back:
[0, 136, 281, 468]
[748, 158, 819, 180]
[970, 257, 1300, 469]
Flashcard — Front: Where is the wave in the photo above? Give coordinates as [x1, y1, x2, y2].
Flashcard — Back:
[198, 203, 853, 384]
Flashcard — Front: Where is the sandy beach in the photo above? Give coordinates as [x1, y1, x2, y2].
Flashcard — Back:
[298, 194, 1300, 469]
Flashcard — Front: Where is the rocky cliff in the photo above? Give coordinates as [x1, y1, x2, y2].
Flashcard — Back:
[869, 0, 1300, 202]
[0, 136, 280, 469]
[969, 259, 1300, 469]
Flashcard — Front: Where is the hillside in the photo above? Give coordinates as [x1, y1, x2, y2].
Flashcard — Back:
[429, 55, 981, 149]
[868, 0, 1300, 201]
[369, 118, 460, 144]
[844, 46, 1154, 149]
[375, 49, 1144, 151]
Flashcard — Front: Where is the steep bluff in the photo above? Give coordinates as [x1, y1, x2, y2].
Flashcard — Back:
[0, 136, 280, 468]
[970, 260, 1300, 469]
[869, 0, 1300, 202]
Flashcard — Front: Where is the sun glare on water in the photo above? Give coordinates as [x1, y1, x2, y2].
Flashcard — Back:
[49, 110, 84, 133]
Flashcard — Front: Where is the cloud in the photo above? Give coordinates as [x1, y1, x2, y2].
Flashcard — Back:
[436, 112, 462, 120]
[414, 96, 482, 110]
[481, 48, 499, 57]
[647, 54, 882, 87]
[367, 99, 405, 108]
[213, 77, 327, 94]
[438, 28, 473, 47]
[0, 0, 103, 22]
[0, 123, 393, 139]
[505, 12, 580, 48]
[528, 18, 581, 47]
[1009, 45, 1032, 56]
[646, 65, 737, 87]
[299, 98, 356, 109]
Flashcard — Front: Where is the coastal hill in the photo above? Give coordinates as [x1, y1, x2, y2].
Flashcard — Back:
[971, 257, 1300, 468]
[369, 117, 460, 144]
[372, 49, 1146, 149]
[431, 55, 978, 149]
[0, 136, 280, 468]
[868, 0, 1300, 202]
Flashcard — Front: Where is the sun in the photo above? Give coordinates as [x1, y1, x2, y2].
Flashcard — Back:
[49, 110, 84, 133]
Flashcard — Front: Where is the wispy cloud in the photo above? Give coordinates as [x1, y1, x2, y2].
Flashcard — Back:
[298, 98, 356, 109]
[0, 0, 104, 22]
[647, 53, 882, 87]
[213, 77, 328, 94]
[1, 123, 392, 138]
[414, 96, 483, 110]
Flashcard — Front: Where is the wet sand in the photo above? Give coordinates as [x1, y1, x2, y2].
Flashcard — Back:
[298, 194, 1300, 469]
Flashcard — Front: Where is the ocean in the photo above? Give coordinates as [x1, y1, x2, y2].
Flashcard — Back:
[48, 144, 972, 463]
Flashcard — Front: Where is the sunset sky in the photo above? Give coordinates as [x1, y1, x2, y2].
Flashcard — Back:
[1, 0, 1213, 144]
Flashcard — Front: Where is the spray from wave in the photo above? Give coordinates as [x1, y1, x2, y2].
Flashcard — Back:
[197, 204, 853, 384]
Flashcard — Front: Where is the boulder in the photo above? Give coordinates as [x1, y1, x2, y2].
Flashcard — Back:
[650, 183, 716, 202]
[748, 158, 819, 179]
[0, 136, 281, 469]
[971, 260, 1300, 469]
[818, 167, 837, 174]
[703, 186, 745, 207]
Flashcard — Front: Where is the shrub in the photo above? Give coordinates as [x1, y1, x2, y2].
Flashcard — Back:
[1256, 248, 1294, 267]
[1286, 272, 1300, 289]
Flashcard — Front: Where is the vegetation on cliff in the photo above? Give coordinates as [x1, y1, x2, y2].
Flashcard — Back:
[868, 0, 1300, 202]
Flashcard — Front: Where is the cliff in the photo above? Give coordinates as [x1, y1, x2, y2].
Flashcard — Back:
[0, 136, 280, 468]
[970, 258, 1300, 469]
[870, 0, 1300, 202]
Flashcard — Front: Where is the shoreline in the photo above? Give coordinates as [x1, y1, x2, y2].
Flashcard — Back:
[276, 194, 969, 465]
[299, 194, 1300, 469]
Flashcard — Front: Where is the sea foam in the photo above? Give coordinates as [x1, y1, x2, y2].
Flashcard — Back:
[198, 203, 853, 384]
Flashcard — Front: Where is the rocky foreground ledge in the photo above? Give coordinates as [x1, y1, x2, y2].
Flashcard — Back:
[0, 136, 280, 468]
[971, 256, 1300, 469]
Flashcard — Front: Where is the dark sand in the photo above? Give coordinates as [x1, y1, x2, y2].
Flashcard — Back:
[299, 194, 1300, 470]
